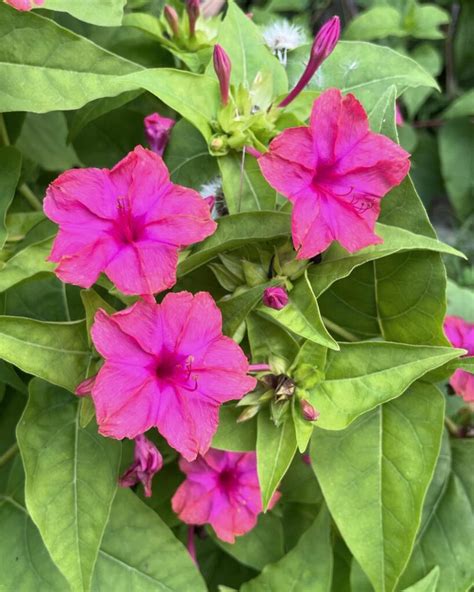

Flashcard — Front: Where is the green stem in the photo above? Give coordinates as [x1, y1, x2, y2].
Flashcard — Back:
[0, 443, 19, 467]
[19, 183, 42, 211]
[322, 317, 358, 342]
[0, 114, 10, 146]
[445, 416, 460, 437]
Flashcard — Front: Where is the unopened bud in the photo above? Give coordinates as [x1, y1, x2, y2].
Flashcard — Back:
[164, 5, 180, 37]
[119, 434, 163, 497]
[262, 286, 289, 310]
[186, 0, 200, 37]
[144, 112, 175, 156]
[300, 399, 320, 422]
[279, 16, 340, 108]
[213, 44, 232, 105]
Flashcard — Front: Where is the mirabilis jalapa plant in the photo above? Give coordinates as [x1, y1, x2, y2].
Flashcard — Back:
[0, 0, 473, 591]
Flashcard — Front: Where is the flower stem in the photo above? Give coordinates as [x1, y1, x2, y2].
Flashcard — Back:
[19, 183, 42, 211]
[322, 317, 358, 342]
[0, 114, 10, 147]
[0, 443, 19, 467]
[445, 416, 460, 437]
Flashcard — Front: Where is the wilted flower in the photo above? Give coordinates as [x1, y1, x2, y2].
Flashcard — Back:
[200, 177, 225, 218]
[85, 292, 257, 460]
[5, 0, 43, 10]
[279, 16, 340, 108]
[262, 20, 306, 66]
[44, 146, 216, 295]
[213, 44, 232, 105]
[119, 434, 163, 497]
[258, 89, 410, 258]
[144, 112, 175, 156]
[444, 316, 474, 402]
[172, 449, 280, 542]
[262, 286, 289, 310]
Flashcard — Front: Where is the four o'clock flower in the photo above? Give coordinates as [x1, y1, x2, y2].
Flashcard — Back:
[258, 89, 410, 258]
[213, 44, 232, 106]
[44, 146, 216, 295]
[119, 434, 163, 497]
[144, 112, 175, 156]
[172, 449, 280, 542]
[85, 292, 256, 461]
[279, 16, 340, 108]
[262, 286, 289, 310]
[444, 316, 474, 403]
[5, 0, 43, 10]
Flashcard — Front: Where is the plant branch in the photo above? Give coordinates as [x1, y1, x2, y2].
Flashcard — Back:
[0, 443, 19, 467]
[445, 2, 460, 100]
[0, 114, 10, 147]
[19, 183, 42, 211]
[322, 316, 359, 342]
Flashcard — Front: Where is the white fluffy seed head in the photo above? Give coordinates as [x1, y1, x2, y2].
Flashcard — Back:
[262, 20, 306, 54]
[200, 177, 223, 198]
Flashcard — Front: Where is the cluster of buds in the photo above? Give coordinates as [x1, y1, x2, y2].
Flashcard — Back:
[161, 0, 220, 52]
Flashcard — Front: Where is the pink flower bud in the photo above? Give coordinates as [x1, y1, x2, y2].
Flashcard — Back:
[75, 375, 96, 396]
[164, 5, 180, 37]
[186, 0, 200, 37]
[300, 399, 320, 422]
[213, 44, 232, 106]
[279, 16, 340, 108]
[5, 0, 44, 10]
[396, 103, 404, 126]
[262, 286, 289, 310]
[144, 112, 175, 157]
[119, 434, 163, 497]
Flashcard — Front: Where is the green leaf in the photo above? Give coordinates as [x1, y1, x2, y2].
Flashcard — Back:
[399, 442, 474, 592]
[344, 6, 404, 41]
[0, 146, 21, 250]
[42, 0, 126, 27]
[286, 41, 438, 113]
[219, 282, 273, 338]
[206, 0, 287, 93]
[447, 279, 474, 321]
[439, 118, 474, 219]
[313, 342, 462, 431]
[213, 512, 285, 570]
[257, 413, 297, 510]
[17, 379, 122, 592]
[16, 112, 81, 171]
[178, 212, 291, 276]
[241, 506, 333, 592]
[404, 44, 442, 119]
[311, 382, 445, 592]
[404, 4, 450, 40]
[80, 289, 116, 339]
[212, 405, 256, 452]
[0, 237, 55, 292]
[443, 89, 474, 119]
[307, 222, 463, 298]
[218, 154, 278, 213]
[0, 459, 68, 591]
[92, 488, 207, 591]
[260, 271, 339, 350]
[401, 567, 440, 592]
[0, 316, 91, 392]
[247, 312, 299, 372]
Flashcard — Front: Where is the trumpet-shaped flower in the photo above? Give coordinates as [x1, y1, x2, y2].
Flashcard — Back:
[258, 89, 410, 258]
[86, 292, 257, 461]
[444, 316, 474, 402]
[44, 146, 216, 295]
[172, 449, 280, 542]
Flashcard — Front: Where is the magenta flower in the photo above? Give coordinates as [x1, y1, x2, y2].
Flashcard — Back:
[172, 449, 280, 543]
[262, 286, 289, 310]
[258, 89, 410, 258]
[44, 146, 216, 295]
[144, 113, 175, 156]
[119, 434, 163, 497]
[213, 44, 232, 106]
[444, 316, 474, 403]
[5, 0, 43, 10]
[86, 292, 256, 460]
[279, 16, 340, 108]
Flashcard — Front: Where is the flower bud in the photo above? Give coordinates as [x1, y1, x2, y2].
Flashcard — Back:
[144, 112, 175, 157]
[237, 405, 260, 423]
[300, 399, 320, 422]
[262, 286, 289, 310]
[279, 16, 340, 108]
[213, 44, 232, 106]
[186, 0, 200, 37]
[164, 5, 180, 37]
[119, 434, 163, 497]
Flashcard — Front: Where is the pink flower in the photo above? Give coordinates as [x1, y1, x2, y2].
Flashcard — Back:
[87, 292, 257, 460]
[44, 146, 216, 295]
[262, 286, 289, 310]
[444, 316, 474, 403]
[172, 449, 280, 543]
[144, 113, 175, 156]
[5, 0, 43, 10]
[119, 434, 163, 497]
[258, 89, 410, 258]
